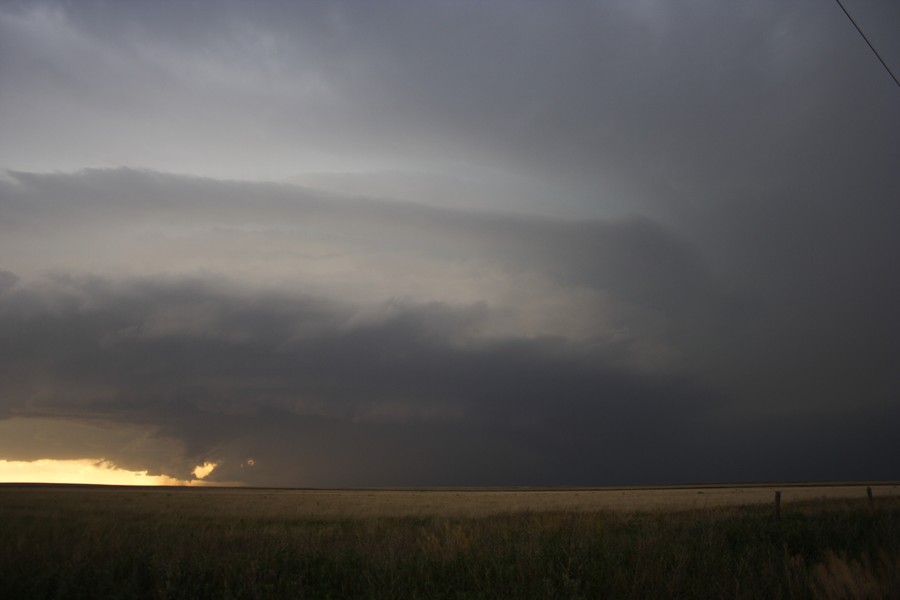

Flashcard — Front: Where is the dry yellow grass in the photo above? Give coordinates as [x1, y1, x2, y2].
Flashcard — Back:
[2, 483, 899, 598]
[3, 482, 896, 518]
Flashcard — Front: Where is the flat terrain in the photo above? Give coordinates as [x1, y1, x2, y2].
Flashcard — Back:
[2, 481, 897, 517]
[2, 483, 899, 599]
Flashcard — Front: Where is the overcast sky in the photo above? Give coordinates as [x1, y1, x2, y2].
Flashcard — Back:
[1, 0, 898, 486]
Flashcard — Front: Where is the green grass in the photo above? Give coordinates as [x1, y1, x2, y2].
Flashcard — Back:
[1, 487, 898, 599]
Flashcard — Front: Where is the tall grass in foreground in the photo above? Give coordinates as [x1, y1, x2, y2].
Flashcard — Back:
[1, 490, 898, 599]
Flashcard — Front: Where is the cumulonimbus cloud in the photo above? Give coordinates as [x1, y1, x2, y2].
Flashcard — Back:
[1, 166, 898, 485]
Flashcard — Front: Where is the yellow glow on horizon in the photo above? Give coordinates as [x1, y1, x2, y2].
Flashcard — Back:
[0, 459, 216, 486]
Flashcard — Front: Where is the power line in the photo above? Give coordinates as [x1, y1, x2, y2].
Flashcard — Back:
[833, 0, 900, 90]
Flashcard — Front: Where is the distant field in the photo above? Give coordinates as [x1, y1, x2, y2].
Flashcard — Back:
[1, 483, 898, 598]
[2, 481, 897, 517]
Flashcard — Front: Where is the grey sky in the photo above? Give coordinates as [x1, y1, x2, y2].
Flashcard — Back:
[0, 0, 898, 485]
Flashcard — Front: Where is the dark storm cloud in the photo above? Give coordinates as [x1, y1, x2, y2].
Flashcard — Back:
[3, 162, 900, 483]
[0, 271, 696, 482]
[0, 167, 742, 344]
[1, 0, 899, 485]
[0, 167, 753, 483]
[1, 271, 896, 486]
[3, 0, 897, 201]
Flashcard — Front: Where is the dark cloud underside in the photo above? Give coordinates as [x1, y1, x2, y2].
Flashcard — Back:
[0, 0, 898, 484]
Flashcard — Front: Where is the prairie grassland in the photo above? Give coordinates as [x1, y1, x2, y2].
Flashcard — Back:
[3, 482, 896, 518]
[1, 484, 898, 599]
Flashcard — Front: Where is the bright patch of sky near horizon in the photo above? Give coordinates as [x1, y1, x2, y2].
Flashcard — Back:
[0, 459, 217, 486]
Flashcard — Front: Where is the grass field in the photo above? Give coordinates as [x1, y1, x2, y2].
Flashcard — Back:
[1, 483, 898, 598]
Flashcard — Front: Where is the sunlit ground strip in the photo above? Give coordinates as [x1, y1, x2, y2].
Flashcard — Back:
[0, 459, 219, 486]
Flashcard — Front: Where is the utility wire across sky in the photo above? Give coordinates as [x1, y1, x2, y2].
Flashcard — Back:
[834, 0, 900, 89]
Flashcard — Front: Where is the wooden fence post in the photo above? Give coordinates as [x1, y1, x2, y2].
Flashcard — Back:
[774, 490, 781, 521]
[867, 486, 874, 510]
